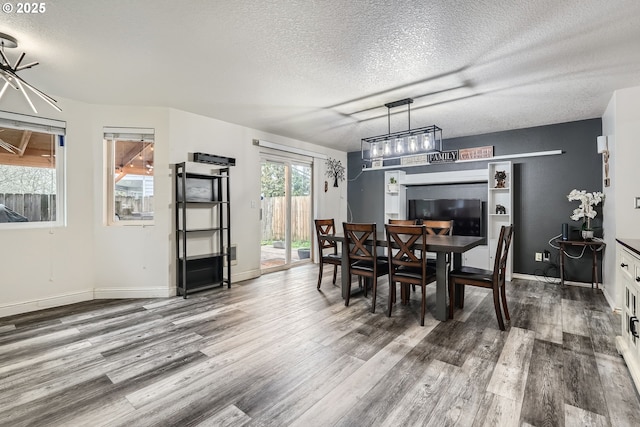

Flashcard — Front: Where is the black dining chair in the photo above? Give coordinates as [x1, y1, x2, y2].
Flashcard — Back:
[343, 222, 388, 313]
[314, 219, 341, 290]
[385, 224, 437, 326]
[448, 224, 514, 330]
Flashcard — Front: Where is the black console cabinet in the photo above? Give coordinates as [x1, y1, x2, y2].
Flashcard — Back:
[174, 162, 231, 297]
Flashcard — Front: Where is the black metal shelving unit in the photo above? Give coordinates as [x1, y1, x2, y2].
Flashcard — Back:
[175, 162, 231, 298]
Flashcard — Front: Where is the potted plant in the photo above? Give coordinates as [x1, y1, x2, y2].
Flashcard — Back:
[567, 189, 604, 239]
[388, 176, 398, 193]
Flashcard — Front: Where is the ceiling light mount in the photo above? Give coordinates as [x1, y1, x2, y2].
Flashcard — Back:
[361, 98, 442, 165]
[0, 33, 18, 49]
[0, 32, 61, 114]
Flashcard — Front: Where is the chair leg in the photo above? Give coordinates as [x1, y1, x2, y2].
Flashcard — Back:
[345, 274, 352, 307]
[391, 282, 396, 304]
[332, 265, 338, 285]
[317, 263, 323, 290]
[448, 279, 456, 319]
[492, 288, 505, 331]
[501, 282, 510, 320]
[371, 277, 377, 313]
[420, 285, 426, 326]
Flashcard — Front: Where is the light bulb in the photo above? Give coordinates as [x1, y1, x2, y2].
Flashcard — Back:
[423, 132, 434, 151]
[395, 138, 404, 154]
[409, 136, 418, 153]
[371, 142, 378, 157]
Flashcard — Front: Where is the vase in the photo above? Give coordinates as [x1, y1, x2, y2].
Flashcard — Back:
[581, 229, 594, 240]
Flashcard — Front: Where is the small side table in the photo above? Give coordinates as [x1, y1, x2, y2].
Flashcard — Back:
[557, 239, 606, 288]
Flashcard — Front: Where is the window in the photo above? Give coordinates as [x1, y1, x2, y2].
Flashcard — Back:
[104, 127, 154, 225]
[0, 111, 66, 226]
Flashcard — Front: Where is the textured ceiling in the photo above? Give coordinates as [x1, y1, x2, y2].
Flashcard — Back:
[2, 0, 640, 152]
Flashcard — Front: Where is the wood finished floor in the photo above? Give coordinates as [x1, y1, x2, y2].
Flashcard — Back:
[1, 264, 639, 427]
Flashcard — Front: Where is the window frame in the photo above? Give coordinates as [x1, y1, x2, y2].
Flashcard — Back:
[0, 111, 66, 229]
[104, 127, 155, 227]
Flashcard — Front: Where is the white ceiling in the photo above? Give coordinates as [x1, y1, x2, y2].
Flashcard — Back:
[2, 0, 640, 152]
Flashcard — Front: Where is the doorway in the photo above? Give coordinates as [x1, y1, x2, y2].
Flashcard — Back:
[260, 157, 312, 272]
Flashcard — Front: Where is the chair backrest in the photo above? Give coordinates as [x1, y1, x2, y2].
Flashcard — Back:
[343, 222, 378, 263]
[385, 224, 427, 272]
[315, 219, 337, 255]
[389, 219, 418, 225]
[492, 225, 514, 283]
[423, 219, 453, 235]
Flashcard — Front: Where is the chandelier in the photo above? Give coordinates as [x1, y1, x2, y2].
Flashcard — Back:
[361, 98, 441, 165]
[0, 32, 61, 113]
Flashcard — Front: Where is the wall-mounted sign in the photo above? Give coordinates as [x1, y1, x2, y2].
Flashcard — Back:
[428, 150, 459, 164]
[401, 154, 429, 166]
[458, 146, 494, 160]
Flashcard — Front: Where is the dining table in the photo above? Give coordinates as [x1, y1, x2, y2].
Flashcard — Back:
[324, 231, 486, 322]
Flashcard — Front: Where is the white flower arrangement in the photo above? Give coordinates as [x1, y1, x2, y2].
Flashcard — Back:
[567, 189, 603, 228]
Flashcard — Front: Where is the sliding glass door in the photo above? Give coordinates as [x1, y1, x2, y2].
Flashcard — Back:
[260, 157, 312, 272]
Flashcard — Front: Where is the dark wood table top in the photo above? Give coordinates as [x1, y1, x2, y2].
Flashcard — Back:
[326, 232, 486, 253]
[556, 239, 605, 247]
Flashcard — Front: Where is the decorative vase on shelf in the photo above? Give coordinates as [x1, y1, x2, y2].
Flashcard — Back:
[581, 229, 594, 240]
[581, 217, 594, 240]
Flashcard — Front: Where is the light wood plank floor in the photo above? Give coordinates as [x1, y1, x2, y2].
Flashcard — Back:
[1, 264, 639, 426]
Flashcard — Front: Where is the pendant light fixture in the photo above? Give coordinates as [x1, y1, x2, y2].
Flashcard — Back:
[0, 32, 61, 113]
[361, 98, 441, 165]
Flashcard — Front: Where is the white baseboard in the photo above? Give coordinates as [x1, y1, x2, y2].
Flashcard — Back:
[232, 269, 261, 283]
[93, 287, 172, 299]
[0, 290, 94, 318]
[1, 269, 265, 317]
[602, 286, 621, 313]
[512, 273, 595, 288]
[512, 273, 622, 313]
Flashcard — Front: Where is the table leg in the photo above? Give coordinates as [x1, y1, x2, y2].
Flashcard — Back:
[435, 252, 448, 322]
[453, 253, 464, 307]
[341, 240, 349, 300]
[559, 244, 565, 286]
[592, 246, 598, 290]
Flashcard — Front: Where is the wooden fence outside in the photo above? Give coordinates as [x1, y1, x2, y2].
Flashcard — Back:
[115, 196, 154, 218]
[261, 196, 311, 243]
[0, 193, 56, 221]
[0, 194, 151, 222]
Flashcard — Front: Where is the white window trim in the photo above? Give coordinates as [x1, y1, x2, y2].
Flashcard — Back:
[104, 127, 155, 227]
[0, 112, 66, 229]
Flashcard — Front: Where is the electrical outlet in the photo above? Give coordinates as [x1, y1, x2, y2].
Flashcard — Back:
[543, 250, 550, 262]
[535, 252, 543, 262]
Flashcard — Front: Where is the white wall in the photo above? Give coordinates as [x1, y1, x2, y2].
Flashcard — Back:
[602, 92, 617, 309]
[167, 109, 348, 281]
[91, 105, 172, 298]
[0, 98, 347, 316]
[602, 84, 640, 311]
[0, 97, 95, 314]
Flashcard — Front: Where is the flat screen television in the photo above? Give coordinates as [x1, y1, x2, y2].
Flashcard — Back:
[408, 199, 484, 237]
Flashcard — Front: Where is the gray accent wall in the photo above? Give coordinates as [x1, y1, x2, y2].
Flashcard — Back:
[347, 118, 603, 283]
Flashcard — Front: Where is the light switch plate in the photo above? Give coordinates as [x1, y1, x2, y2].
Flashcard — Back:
[635, 197, 640, 209]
